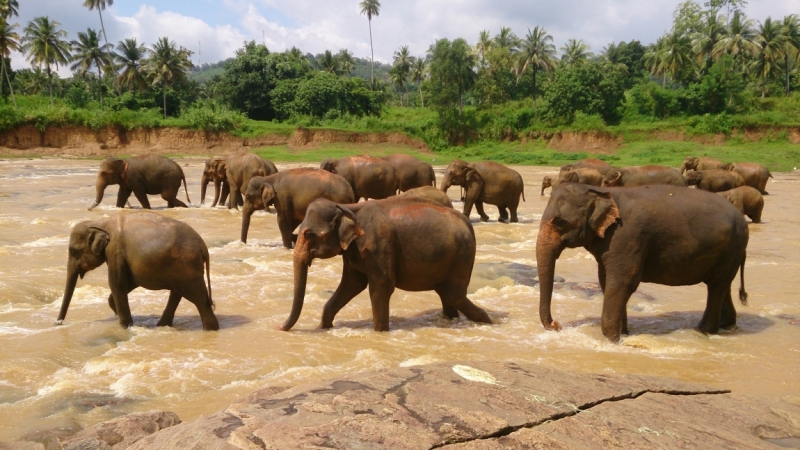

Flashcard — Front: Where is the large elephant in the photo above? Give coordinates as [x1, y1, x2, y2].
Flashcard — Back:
[381, 154, 436, 192]
[89, 155, 190, 210]
[241, 168, 355, 248]
[680, 156, 724, 174]
[441, 159, 525, 223]
[399, 186, 453, 208]
[721, 162, 773, 195]
[559, 158, 613, 177]
[200, 153, 278, 209]
[281, 197, 493, 332]
[541, 168, 603, 195]
[684, 169, 745, 192]
[57, 211, 219, 330]
[321, 155, 396, 201]
[602, 165, 687, 187]
[536, 183, 749, 342]
[718, 186, 764, 223]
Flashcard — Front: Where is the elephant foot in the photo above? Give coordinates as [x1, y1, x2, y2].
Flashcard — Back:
[480, 216, 490, 222]
[156, 317, 173, 327]
[498, 217, 510, 224]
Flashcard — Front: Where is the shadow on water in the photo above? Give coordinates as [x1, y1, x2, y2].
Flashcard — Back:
[565, 311, 775, 336]
[330, 308, 509, 332]
[100, 314, 251, 331]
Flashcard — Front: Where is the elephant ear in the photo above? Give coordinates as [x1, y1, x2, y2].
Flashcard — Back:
[321, 160, 336, 173]
[260, 183, 276, 206]
[465, 168, 483, 190]
[565, 172, 579, 183]
[115, 160, 128, 182]
[336, 205, 364, 250]
[214, 159, 227, 178]
[87, 227, 109, 256]
[587, 189, 620, 238]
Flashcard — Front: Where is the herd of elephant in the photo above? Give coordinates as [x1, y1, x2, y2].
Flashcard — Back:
[57, 150, 764, 343]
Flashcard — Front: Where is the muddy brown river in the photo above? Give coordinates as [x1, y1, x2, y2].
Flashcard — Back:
[0, 158, 798, 441]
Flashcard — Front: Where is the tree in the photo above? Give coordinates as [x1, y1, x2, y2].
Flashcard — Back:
[475, 30, 492, 69]
[359, 0, 380, 88]
[82, 0, 113, 76]
[544, 62, 625, 124]
[494, 27, 519, 52]
[0, 0, 18, 19]
[691, 12, 726, 72]
[388, 64, 406, 105]
[21, 16, 71, 105]
[316, 49, 341, 75]
[560, 38, 593, 67]
[410, 56, 426, 107]
[428, 38, 475, 117]
[750, 17, 785, 97]
[146, 36, 192, 118]
[659, 31, 693, 84]
[516, 26, 556, 105]
[713, 10, 759, 73]
[0, 18, 19, 106]
[114, 38, 147, 92]
[781, 15, 800, 94]
[336, 48, 355, 75]
[393, 45, 411, 104]
[644, 36, 667, 86]
[70, 28, 111, 106]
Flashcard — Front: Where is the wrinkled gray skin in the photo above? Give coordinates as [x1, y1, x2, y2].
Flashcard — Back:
[381, 154, 436, 192]
[321, 155, 397, 201]
[541, 168, 604, 195]
[441, 159, 525, 223]
[241, 168, 355, 248]
[537, 183, 748, 342]
[89, 155, 190, 210]
[200, 153, 278, 210]
[602, 165, 687, 187]
[58, 212, 218, 330]
[721, 162, 773, 195]
[718, 186, 764, 223]
[559, 158, 614, 177]
[680, 156, 724, 174]
[684, 169, 745, 192]
[282, 197, 492, 332]
[398, 186, 453, 208]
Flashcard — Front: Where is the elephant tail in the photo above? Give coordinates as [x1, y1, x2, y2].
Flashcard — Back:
[768, 170, 773, 179]
[521, 187, 526, 202]
[182, 171, 192, 205]
[738, 252, 748, 306]
[204, 248, 215, 311]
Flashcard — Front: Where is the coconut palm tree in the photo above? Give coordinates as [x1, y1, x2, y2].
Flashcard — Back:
[83, 0, 113, 64]
[781, 14, 800, 94]
[388, 64, 406, 106]
[114, 38, 147, 92]
[658, 31, 693, 84]
[713, 10, 759, 74]
[516, 26, 556, 105]
[644, 36, 668, 86]
[560, 38, 593, 67]
[0, 18, 19, 106]
[146, 37, 192, 118]
[359, 0, 380, 89]
[336, 48, 355, 75]
[475, 30, 492, 69]
[750, 17, 786, 97]
[70, 28, 111, 106]
[0, 0, 18, 19]
[393, 45, 412, 104]
[316, 49, 340, 75]
[410, 56, 427, 107]
[494, 27, 519, 52]
[21, 16, 71, 105]
[691, 12, 726, 71]
[600, 42, 630, 75]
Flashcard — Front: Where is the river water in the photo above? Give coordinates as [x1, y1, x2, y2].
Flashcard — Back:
[0, 158, 798, 441]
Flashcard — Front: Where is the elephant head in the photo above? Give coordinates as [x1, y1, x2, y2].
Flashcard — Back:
[680, 157, 699, 174]
[57, 222, 110, 323]
[536, 184, 620, 331]
[601, 170, 623, 187]
[89, 157, 127, 210]
[320, 159, 338, 174]
[200, 157, 226, 205]
[440, 159, 471, 193]
[562, 171, 581, 184]
[282, 199, 363, 331]
[240, 176, 275, 244]
[720, 163, 735, 171]
[541, 176, 553, 195]
[684, 170, 702, 186]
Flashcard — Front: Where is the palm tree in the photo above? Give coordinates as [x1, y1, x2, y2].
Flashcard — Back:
[475, 30, 492, 69]
[713, 10, 759, 74]
[560, 39, 593, 67]
[70, 28, 110, 106]
[781, 15, 800, 94]
[316, 49, 340, 75]
[146, 36, 192, 118]
[600, 42, 629, 75]
[359, 0, 380, 89]
[750, 17, 785, 97]
[410, 56, 427, 107]
[114, 38, 147, 92]
[388, 64, 406, 106]
[644, 36, 668, 86]
[393, 45, 412, 104]
[0, 18, 19, 106]
[516, 26, 556, 105]
[494, 27, 519, 52]
[0, 0, 19, 19]
[21, 16, 71, 105]
[336, 48, 355, 75]
[691, 12, 726, 71]
[659, 31, 693, 84]
[82, 0, 113, 66]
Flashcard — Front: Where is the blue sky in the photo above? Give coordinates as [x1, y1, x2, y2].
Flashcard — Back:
[12, 0, 799, 76]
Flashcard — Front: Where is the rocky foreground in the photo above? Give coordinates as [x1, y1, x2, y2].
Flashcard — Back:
[4, 361, 800, 449]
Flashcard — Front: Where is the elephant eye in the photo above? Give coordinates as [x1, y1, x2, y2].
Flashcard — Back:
[552, 217, 569, 229]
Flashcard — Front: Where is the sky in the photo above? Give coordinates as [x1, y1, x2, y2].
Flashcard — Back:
[9, 0, 799, 76]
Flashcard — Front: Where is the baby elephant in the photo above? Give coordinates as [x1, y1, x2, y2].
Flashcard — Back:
[57, 212, 219, 330]
[718, 186, 764, 223]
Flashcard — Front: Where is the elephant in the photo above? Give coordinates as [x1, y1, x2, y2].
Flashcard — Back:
[89, 155, 191, 210]
[718, 186, 764, 223]
[602, 165, 687, 187]
[280, 196, 493, 331]
[321, 155, 397, 201]
[537, 183, 749, 342]
[684, 169, 745, 192]
[381, 154, 436, 192]
[721, 162, 773, 195]
[441, 159, 525, 223]
[541, 168, 604, 195]
[241, 168, 355, 248]
[559, 158, 613, 177]
[680, 156, 724, 174]
[200, 153, 278, 210]
[398, 186, 453, 208]
[57, 211, 219, 330]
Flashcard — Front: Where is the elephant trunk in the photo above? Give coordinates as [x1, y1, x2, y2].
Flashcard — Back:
[680, 162, 688, 175]
[89, 179, 106, 210]
[240, 203, 254, 243]
[57, 263, 80, 323]
[200, 173, 210, 204]
[212, 180, 221, 207]
[536, 221, 563, 331]
[281, 233, 310, 331]
[440, 172, 451, 193]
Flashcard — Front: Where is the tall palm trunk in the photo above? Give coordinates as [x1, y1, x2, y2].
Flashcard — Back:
[368, 18, 374, 89]
[47, 65, 53, 106]
[532, 65, 538, 107]
[3, 59, 16, 108]
[96, 65, 103, 107]
[786, 53, 792, 95]
[162, 85, 167, 119]
[419, 83, 424, 108]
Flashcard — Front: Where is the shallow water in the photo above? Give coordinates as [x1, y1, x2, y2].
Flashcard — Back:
[0, 158, 798, 440]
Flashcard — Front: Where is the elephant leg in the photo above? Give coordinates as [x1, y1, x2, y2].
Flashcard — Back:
[132, 189, 151, 209]
[181, 279, 219, 331]
[368, 278, 396, 332]
[497, 205, 510, 224]
[165, 190, 187, 208]
[218, 183, 230, 207]
[439, 297, 459, 320]
[116, 188, 132, 208]
[698, 282, 728, 334]
[600, 277, 639, 342]
[107, 294, 117, 315]
[475, 201, 490, 222]
[509, 196, 521, 223]
[277, 214, 295, 249]
[436, 284, 491, 324]
[320, 265, 368, 329]
[157, 290, 182, 327]
[109, 283, 134, 328]
[720, 289, 737, 330]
